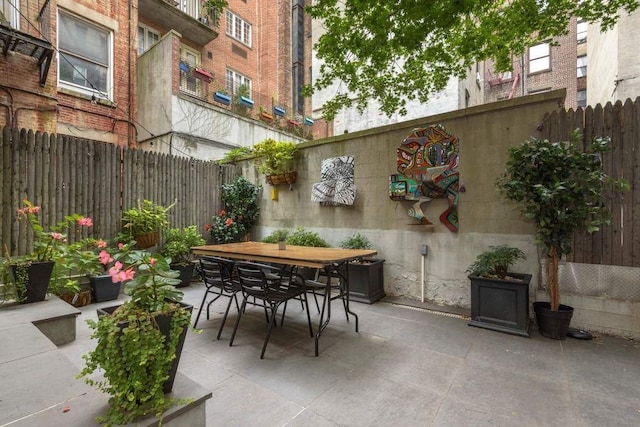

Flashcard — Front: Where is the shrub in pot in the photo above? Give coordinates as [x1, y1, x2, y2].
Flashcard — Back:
[497, 131, 627, 338]
[466, 245, 531, 337]
[340, 233, 385, 304]
[78, 242, 192, 425]
[208, 177, 261, 244]
[161, 225, 206, 287]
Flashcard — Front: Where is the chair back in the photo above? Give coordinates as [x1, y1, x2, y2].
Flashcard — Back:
[235, 261, 284, 298]
[199, 256, 236, 292]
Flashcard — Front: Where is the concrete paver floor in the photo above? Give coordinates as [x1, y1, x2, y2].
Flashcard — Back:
[58, 282, 640, 426]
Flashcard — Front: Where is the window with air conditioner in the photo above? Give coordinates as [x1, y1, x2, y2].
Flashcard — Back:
[58, 11, 112, 99]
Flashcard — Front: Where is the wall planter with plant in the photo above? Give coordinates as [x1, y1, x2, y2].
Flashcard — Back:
[120, 200, 174, 249]
[79, 243, 192, 425]
[340, 233, 385, 304]
[466, 245, 531, 337]
[497, 131, 627, 339]
[252, 138, 298, 185]
[162, 225, 206, 287]
[193, 67, 213, 83]
[258, 107, 273, 123]
[213, 91, 231, 106]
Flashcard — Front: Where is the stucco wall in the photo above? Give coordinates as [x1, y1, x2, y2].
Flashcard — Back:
[241, 91, 565, 304]
[239, 89, 640, 338]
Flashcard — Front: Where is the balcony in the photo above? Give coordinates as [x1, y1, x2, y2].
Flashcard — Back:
[138, 0, 218, 46]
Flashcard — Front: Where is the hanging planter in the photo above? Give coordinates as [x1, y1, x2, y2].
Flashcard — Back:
[193, 67, 213, 83]
[260, 111, 273, 122]
[213, 91, 231, 105]
[273, 106, 286, 117]
[303, 116, 315, 126]
[287, 119, 301, 127]
[266, 171, 297, 185]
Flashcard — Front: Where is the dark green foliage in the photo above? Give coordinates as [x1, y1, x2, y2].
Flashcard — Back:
[467, 246, 526, 279]
[209, 177, 261, 244]
[340, 232, 372, 250]
[285, 227, 329, 247]
[261, 229, 290, 243]
[162, 226, 206, 265]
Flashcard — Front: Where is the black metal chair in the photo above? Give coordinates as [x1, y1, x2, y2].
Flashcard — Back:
[230, 261, 314, 359]
[193, 256, 241, 340]
[305, 262, 350, 321]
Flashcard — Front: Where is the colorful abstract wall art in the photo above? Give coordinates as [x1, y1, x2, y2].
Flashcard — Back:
[389, 125, 463, 232]
[311, 156, 356, 206]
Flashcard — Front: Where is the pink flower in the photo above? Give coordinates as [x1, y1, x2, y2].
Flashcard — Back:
[50, 232, 64, 240]
[118, 243, 125, 250]
[108, 261, 123, 276]
[99, 250, 113, 265]
[112, 268, 135, 283]
[225, 218, 233, 227]
[205, 224, 211, 232]
[97, 240, 107, 249]
[149, 258, 157, 266]
[77, 217, 93, 227]
[219, 210, 226, 217]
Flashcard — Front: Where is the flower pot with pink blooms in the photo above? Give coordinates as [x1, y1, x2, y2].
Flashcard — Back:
[1, 200, 101, 304]
[79, 242, 192, 425]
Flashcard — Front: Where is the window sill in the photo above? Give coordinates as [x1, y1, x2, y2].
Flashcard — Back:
[57, 87, 116, 108]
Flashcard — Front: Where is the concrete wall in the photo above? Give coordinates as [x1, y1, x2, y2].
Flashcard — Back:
[239, 89, 640, 338]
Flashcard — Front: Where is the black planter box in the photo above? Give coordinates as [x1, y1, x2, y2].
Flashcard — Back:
[468, 272, 532, 337]
[348, 259, 385, 304]
[89, 274, 121, 302]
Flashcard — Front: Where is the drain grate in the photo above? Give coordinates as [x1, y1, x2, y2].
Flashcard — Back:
[383, 302, 469, 320]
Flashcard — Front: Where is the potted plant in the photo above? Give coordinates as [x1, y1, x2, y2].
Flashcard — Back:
[466, 245, 531, 337]
[161, 225, 206, 287]
[207, 176, 261, 244]
[202, 0, 227, 27]
[258, 106, 273, 123]
[497, 130, 627, 339]
[340, 233, 385, 304]
[262, 227, 328, 280]
[1, 200, 94, 304]
[217, 146, 251, 165]
[121, 200, 174, 249]
[251, 138, 298, 185]
[78, 242, 192, 425]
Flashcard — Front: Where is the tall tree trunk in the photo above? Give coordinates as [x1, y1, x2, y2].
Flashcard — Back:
[547, 246, 560, 311]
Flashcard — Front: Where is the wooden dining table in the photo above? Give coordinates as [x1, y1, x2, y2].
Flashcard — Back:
[191, 241, 378, 356]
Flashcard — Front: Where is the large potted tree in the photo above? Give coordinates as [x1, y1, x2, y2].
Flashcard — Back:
[497, 130, 626, 339]
[466, 245, 531, 337]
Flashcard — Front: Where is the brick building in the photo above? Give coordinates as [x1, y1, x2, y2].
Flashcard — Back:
[0, 0, 312, 153]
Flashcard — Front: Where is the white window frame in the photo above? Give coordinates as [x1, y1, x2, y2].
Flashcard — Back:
[225, 10, 251, 47]
[57, 10, 113, 100]
[1, 0, 19, 30]
[529, 42, 550, 74]
[137, 23, 160, 55]
[577, 55, 587, 78]
[225, 68, 251, 95]
[577, 19, 587, 43]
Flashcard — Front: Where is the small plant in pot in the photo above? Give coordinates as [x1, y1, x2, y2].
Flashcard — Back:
[121, 200, 175, 249]
[78, 242, 192, 425]
[161, 225, 206, 287]
[466, 245, 531, 337]
[497, 130, 627, 339]
[340, 233, 385, 304]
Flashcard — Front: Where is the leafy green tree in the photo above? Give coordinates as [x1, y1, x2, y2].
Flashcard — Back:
[305, 0, 639, 120]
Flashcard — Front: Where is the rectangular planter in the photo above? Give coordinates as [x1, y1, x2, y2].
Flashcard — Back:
[468, 272, 532, 337]
[238, 96, 254, 108]
[273, 106, 286, 117]
[213, 92, 231, 105]
[347, 259, 385, 304]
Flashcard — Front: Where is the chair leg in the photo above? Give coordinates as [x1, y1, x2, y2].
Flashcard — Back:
[260, 305, 279, 359]
[229, 297, 248, 347]
[193, 288, 212, 328]
[216, 294, 236, 340]
[302, 292, 313, 337]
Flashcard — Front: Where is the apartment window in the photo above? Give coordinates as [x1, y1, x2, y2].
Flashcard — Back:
[58, 11, 112, 98]
[529, 42, 550, 74]
[137, 24, 159, 55]
[577, 89, 587, 108]
[226, 68, 251, 95]
[577, 55, 587, 78]
[0, 0, 19, 29]
[226, 10, 251, 47]
[577, 19, 587, 44]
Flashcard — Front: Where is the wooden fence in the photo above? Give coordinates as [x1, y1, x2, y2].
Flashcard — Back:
[541, 98, 639, 267]
[0, 126, 240, 257]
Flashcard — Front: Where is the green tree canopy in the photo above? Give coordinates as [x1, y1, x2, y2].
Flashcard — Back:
[305, 0, 639, 120]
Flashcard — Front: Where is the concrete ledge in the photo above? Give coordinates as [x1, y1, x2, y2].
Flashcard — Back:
[0, 296, 81, 345]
